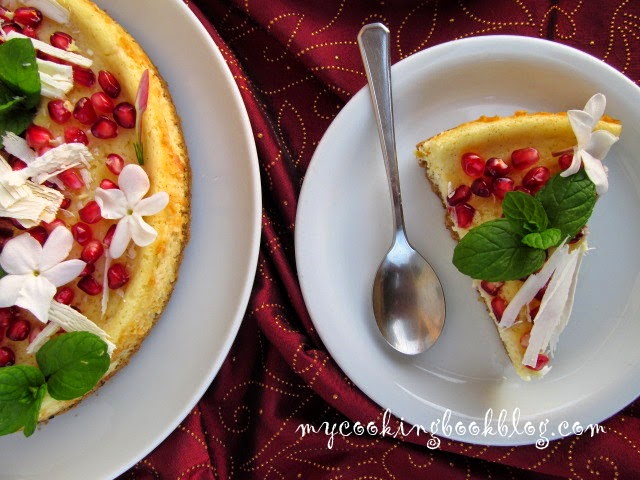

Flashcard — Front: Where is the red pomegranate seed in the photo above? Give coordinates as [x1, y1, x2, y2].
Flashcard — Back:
[58, 167, 85, 190]
[511, 147, 540, 170]
[0, 308, 15, 330]
[13, 7, 43, 27]
[461, 152, 485, 178]
[491, 296, 507, 321]
[454, 203, 475, 228]
[559, 153, 573, 171]
[81, 239, 104, 263]
[78, 200, 102, 224]
[481, 280, 504, 296]
[80, 262, 95, 277]
[54, 286, 75, 305]
[1, 22, 23, 35]
[103, 224, 116, 247]
[522, 166, 551, 191]
[484, 157, 511, 177]
[50, 31, 74, 50]
[520, 332, 530, 349]
[90, 92, 114, 115]
[22, 25, 38, 39]
[0, 346, 15, 367]
[10, 158, 27, 171]
[91, 116, 118, 139]
[470, 178, 491, 197]
[0, 7, 12, 21]
[26, 124, 53, 149]
[71, 222, 93, 245]
[446, 185, 472, 206]
[100, 178, 118, 190]
[60, 197, 72, 209]
[113, 102, 136, 129]
[530, 305, 539, 320]
[47, 99, 72, 124]
[98, 70, 121, 98]
[526, 353, 550, 371]
[28, 324, 43, 344]
[514, 185, 532, 195]
[28, 226, 47, 245]
[535, 282, 549, 301]
[491, 177, 515, 199]
[73, 66, 95, 87]
[73, 97, 97, 125]
[106, 153, 125, 175]
[41, 218, 66, 234]
[64, 126, 89, 145]
[6, 318, 31, 341]
[77, 275, 102, 295]
[107, 263, 130, 289]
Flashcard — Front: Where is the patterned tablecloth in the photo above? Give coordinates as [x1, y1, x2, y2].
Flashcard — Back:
[122, 1, 640, 478]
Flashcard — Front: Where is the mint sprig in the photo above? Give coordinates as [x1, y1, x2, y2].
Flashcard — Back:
[0, 332, 110, 437]
[453, 169, 597, 281]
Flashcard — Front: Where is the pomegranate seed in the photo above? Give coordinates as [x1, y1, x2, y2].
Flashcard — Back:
[491, 177, 515, 199]
[10, 219, 26, 230]
[78, 200, 102, 224]
[113, 102, 136, 129]
[100, 178, 118, 190]
[484, 157, 511, 177]
[21, 25, 38, 39]
[10, 158, 27, 171]
[90, 92, 114, 115]
[559, 153, 573, 171]
[520, 332, 530, 349]
[106, 153, 125, 175]
[0, 346, 15, 367]
[461, 152, 485, 178]
[71, 222, 93, 245]
[58, 168, 85, 190]
[530, 305, 539, 320]
[78, 275, 102, 295]
[446, 185, 472, 206]
[98, 70, 121, 98]
[0, 308, 16, 328]
[81, 240, 104, 263]
[28, 226, 47, 245]
[73, 97, 97, 125]
[491, 296, 507, 321]
[470, 178, 491, 197]
[41, 218, 66, 234]
[511, 147, 540, 170]
[80, 262, 95, 277]
[0, 7, 12, 22]
[50, 31, 74, 50]
[64, 126, 89, 145]
[6, 318, 31, 341]
[47, 99, 72, 124]
[54, 286, 75, 305]
[522, 166, 551, 191]
[73, 66, 96, 87]
[514, 186, 532, 195]
[454, 203, 475, 228]
[525, 353, 550, 371]
[29, 324, 43, 344]
[103, 224, 116, 247]
[480, 280, 504, 296]
[26, 124, 53, 149]
[107, 263, 130, 289]
[60, 197, 72, 209]
[570, 228, 586, 244]
[91, 116, 118, 139]
[13, 7, 43, 27]
[1, 22, 23, 35]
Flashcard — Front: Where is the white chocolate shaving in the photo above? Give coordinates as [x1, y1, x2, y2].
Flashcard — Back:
[37, 58, 73, 98]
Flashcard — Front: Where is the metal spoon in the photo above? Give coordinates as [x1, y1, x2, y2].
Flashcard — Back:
[358, 23, 446, 355]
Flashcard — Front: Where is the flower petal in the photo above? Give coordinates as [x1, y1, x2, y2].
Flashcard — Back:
[582, 93, 606, 124]
[135, 192, 169, 216]
[118, 164, 150, 206]
[130, 214, 157, 247]
[586, 129, 619, 160]
[40, 226, 74, 271]
[42, 259, 86, 287]
[582, 150, 609, 195]
[0, 233, 42, 274]
[568, 109, 594, 147]
[0, 274, 27, 307]
[15, 275, 56, 323]
[109, 218, 132, 259]
[559, 148, 583, 178]
[94, 188, 128, 219]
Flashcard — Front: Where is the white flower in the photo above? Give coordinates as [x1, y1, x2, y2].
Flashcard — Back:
[561, 93, 619, 195]
[94, 164, 168, 259]
[0, 227, 86, 322]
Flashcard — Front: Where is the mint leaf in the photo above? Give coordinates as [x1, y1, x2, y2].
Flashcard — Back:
[37, 332, 110, 401]
[535, 169, 596, 239]
[502, 190, 548, 233]
[0, 365, 46, 436]
[0, 365, 45, 402]
[522, 228, 562, 250]
[0, 265, 5, 279]
[22, 384, 46, 437]
[453, 218, 547, 281]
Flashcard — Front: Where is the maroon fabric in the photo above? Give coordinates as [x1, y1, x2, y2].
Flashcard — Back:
[121, 1, 640, 478]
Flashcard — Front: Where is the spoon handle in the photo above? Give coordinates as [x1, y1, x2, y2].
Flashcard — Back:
[358, 23, 405, 235]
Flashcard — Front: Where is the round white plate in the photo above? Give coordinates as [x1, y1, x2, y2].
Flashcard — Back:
[0, 1, 261, 478]
[296, 35, 640, 446]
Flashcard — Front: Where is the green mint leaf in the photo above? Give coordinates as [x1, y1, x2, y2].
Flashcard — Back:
[452, 218, 547, 281]
[134, 141, 144, 165]
[535, 169, 596, 239]
[36, 332, 110, 401]
[502, 190, 548, 233]
[0, 365, 46, 436]
[0, 265, 5, 279]
[22, 384, 46, 437]
[0, 38, 40, 109]
[522, 228, 563, 250]
[0, 365, 45, 402]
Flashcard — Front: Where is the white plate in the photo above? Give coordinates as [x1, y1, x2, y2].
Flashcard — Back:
[0, 1, 260, 478]
[296, 35, 640, 446]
